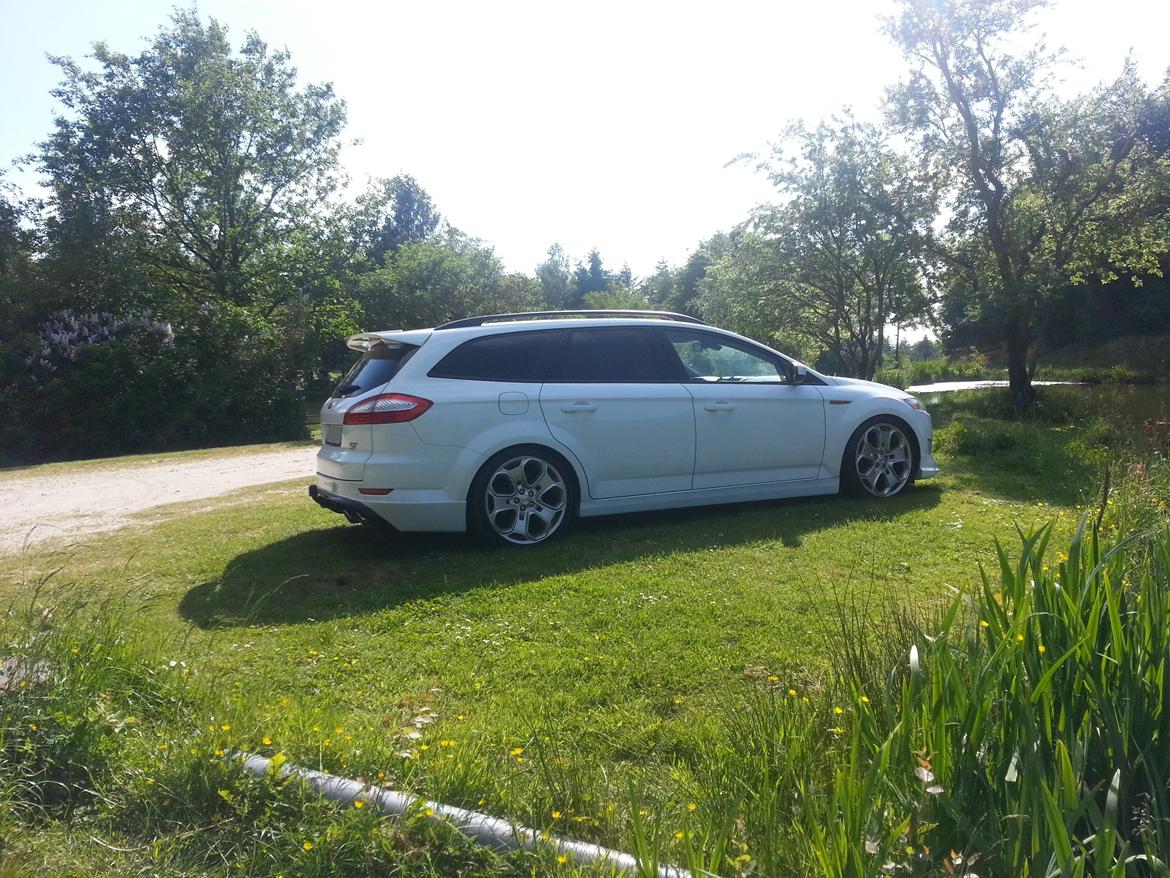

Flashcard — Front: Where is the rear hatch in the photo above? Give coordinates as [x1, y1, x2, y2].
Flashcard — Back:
[317, 331, 429, 480]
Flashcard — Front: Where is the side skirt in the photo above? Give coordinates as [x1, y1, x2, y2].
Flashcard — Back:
[577, 477, 840, 518]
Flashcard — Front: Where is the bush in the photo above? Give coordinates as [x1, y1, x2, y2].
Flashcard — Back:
[1, 309, 307, 464]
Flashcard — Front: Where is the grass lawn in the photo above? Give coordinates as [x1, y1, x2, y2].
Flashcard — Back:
[0, 401, 1115, 875]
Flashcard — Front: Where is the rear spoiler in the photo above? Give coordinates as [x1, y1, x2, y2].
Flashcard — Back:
[345, 329, 433, 353]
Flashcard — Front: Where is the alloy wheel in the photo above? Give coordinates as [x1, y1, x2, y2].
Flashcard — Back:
[854, 423, 912, 498]
[484, 455, 568, 545]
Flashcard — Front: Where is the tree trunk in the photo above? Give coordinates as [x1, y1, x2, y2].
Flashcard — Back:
[1006, 332, 1036, 411]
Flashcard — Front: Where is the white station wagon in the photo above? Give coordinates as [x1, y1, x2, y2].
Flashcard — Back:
[310, 310, 939, 546]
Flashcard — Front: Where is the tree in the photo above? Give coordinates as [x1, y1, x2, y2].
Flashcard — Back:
[571, 249, 609, 305]
[356, 232, 538, 330]
[350, 175, 441, 266]
[700, 118, 934, 379]
[535, 243, 573, 308]
[886, 0, 1170, 407]
[39, 10, 348, 313]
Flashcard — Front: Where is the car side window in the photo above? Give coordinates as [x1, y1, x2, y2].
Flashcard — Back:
[429, 330, 555, 381]
[663, 330, 791, 384]
[546, 328, 672, 383]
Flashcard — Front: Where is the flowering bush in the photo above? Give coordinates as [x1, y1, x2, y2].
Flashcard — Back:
[1, 307, 306, 463]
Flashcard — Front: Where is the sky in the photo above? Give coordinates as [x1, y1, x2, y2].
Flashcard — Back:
[1, 0, 1167, 279]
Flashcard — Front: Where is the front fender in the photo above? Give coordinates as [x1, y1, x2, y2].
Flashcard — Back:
[822, 399, 930, 479]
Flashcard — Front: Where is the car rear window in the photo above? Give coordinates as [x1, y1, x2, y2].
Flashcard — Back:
[429, 330, 555, 382]
[546, 328, 672, 383]
[332, 342, 417, 398]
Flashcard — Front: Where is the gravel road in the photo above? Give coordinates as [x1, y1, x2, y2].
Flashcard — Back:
[0, 446, 318, 552]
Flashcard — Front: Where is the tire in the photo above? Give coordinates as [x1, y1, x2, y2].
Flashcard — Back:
[841, 417, 917, 499]
[469, 446, 578, 547]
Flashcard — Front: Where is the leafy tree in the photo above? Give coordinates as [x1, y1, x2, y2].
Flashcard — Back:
[582, 287, 648, 310]
[700, 118, 934, 378]
[886, 0, 1170, 406]
[535, 243, 573, 308]
[350, 174, 442, 266]
[39, 9, 348, 313]
[356, 232, 539, 329]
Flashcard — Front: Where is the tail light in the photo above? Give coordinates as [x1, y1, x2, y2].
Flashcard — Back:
[344, 393, 433, 425]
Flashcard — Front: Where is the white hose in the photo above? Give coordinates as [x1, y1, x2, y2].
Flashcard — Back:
[236, 752, 690, 877]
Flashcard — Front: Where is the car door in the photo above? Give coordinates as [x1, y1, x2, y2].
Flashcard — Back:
[539, 327, 696, 499]
[660, 328, 827, 489]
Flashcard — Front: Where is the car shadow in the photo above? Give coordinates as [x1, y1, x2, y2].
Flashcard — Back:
[178, 485, 944, 629]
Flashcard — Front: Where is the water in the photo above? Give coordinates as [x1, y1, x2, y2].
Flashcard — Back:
[915, 381, 1170, 432]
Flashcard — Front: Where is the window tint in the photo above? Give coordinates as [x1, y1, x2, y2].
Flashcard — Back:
[429, 330, 554, 382]
[332, 342, 417, 398]
[663, 330, 789, 383]
[548, 329, 671, 383]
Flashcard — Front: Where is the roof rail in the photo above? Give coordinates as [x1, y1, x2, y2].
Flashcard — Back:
[434, 310, 708, 330]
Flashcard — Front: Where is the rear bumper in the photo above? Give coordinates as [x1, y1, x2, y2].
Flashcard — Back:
[308, 484, 383, 526]
[311, 474, 467, 532]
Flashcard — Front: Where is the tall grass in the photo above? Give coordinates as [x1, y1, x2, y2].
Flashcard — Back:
[674, 463, 1170, 876]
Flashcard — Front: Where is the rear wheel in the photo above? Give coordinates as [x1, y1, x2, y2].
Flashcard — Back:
[841, 417, 916, 499]
[470, 447, 576, 546]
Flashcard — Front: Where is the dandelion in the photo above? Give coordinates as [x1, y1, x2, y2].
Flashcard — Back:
[510, 747, 524, 757]
[418, 743, 427, 751]
[687, 802, 698, 812]
[220, 724, 231, 732]
[833, 706, 844, 715]
[859, 695, 870, 704]
[424, 807, 434, 817]
[767, 674, 779, 682]
[263, 736, 272, 746]
[29, 723, 38, 731]
[1016, 634, 1025, 642]
[158, 742, 169, 750]
[979, 620, 989, 629]
[1038, 644, 1047, 654]
[354, 800, 366, 809]
[302, 841, 314, 851]
[478, 798, 487, 806]
[557, 855, 568, 864]
[675, 831, 685, 841]
[787, 688, 797, 697]
[830, 726, 845, 735]
[552, 810, 562, 819]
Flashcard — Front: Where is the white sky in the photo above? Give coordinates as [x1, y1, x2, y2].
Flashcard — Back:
[1, 0, 1167, 278]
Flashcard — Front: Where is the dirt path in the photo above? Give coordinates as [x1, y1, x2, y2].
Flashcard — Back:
[0, 446, 318, 552]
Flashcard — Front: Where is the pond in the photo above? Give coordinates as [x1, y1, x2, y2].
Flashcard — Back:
[912, 380, 1170, 434]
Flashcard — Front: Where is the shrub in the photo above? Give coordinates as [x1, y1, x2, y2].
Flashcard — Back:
[1, 308, 307, 464]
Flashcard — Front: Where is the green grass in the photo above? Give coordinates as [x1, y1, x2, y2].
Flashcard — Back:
[0, 397, 1141, 876]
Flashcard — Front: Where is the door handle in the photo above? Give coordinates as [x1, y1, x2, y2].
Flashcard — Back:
[703, 401, 735, 412]
[560, 402, 597, 413]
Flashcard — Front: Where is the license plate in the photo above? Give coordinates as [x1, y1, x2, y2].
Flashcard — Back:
[324, 424, 342, 447]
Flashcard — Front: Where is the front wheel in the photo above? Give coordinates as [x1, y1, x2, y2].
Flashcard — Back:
[469, 447, 576, 546]
[841, 418, 916, 499]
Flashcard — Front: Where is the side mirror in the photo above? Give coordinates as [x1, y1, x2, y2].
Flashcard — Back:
[792, 364, 808, 384]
